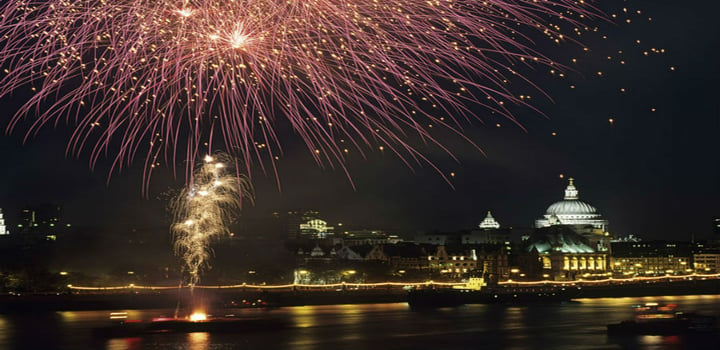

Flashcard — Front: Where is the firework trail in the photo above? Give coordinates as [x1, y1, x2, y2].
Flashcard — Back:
[171, 153, 252, 285]
[0, 0, 600, 186]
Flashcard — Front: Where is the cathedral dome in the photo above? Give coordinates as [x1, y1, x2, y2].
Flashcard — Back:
[535, 178, 608, 232]
[546, 200, 597, 215]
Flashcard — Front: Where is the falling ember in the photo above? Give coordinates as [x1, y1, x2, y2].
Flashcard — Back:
[0, 0, 605, 186]
[171, 153, 253, 286]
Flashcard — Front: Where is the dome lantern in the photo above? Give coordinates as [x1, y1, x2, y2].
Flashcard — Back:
[564, 177, 579, 200]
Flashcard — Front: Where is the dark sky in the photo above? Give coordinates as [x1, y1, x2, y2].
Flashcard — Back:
[1, 0, 718, 240]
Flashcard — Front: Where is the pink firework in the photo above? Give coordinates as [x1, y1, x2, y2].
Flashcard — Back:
[0, 0, 600, 188]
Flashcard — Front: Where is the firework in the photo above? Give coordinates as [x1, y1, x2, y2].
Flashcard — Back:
[171, 153, 252, 285]
[0, 0, 600, 185]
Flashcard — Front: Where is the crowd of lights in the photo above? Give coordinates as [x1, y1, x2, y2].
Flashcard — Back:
[0, 0, 605, 185]
[65, 273, 720, 291]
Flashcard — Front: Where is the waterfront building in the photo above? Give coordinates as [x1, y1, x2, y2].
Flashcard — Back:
[610, 241, 693, 276]
[694, 253, 720, 273]
[428, 246, 478, 275]
[526, 179, 611, 280]
[0, 209, 7, 235]
[534, 178, 611, 253]
[366, 243, 430, 270]
[476, 245, 514, 282]
[335, 245, 374, 261]
[526, 225, 608, 280]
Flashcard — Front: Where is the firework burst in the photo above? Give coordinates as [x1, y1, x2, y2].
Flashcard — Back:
[171, 153, 252, 285]
[0, 0, 601, 187]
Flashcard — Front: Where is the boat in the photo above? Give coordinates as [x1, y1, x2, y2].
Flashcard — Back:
[606, 302, 718, 335]
[407, 269, 578, 308]
[93, 312, 290, 338]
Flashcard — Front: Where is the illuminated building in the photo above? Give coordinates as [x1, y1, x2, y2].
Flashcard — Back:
[429, 246, 478, 276]
[535, 178, 611, 253]
[475, 245, 514, 282]
[526, 226, 608, 280]
[299, 218, 334, 239]
[479, 211, 500, 229]
[693, 253, 720, 273]
[462, 211, 511, 244]
[285, 210, 335, 239]
[610, 241, 693, 276]
[526, 179, 611, 280]
[0, 208, 7, 235]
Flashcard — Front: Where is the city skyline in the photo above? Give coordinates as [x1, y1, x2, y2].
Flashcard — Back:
[0, 1, 718, 240]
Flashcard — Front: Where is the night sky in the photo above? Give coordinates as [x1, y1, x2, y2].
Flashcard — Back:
[0, 0, 718, 240]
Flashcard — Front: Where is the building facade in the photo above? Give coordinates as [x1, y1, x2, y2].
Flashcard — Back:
[610, 241, 694, 277]
[527, 179, 611, 280]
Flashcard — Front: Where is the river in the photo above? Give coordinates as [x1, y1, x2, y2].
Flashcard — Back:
[1, 295, 719, 350]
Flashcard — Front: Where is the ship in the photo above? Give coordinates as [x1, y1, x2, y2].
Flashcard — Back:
[606, 302, 718, 335]
[407, 268, 578, 308]
[93, 312, 290, 338]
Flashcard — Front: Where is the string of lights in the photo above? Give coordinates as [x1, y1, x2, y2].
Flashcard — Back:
[65, 273, 720, 291]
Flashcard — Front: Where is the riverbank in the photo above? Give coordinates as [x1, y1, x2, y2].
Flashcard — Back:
[2, 277, 719, 313]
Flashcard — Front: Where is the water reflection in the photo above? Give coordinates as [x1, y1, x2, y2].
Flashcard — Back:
[289, 306, 317, 328]
[106, 337, 142, 350]
[0, 295, 719, 350]
[0, 316, 9, 348]
[187, 332, 210, 350]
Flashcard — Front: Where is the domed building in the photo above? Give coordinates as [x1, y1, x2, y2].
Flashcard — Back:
[526, 178, 611, 280]
[535, 178, 608, 232]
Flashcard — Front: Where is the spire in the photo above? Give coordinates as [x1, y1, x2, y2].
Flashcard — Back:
[564, 177, 579, 200]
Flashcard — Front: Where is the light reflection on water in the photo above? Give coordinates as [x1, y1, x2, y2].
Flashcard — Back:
[0, 295, 718, 349]
[187, 332, 209, 350]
